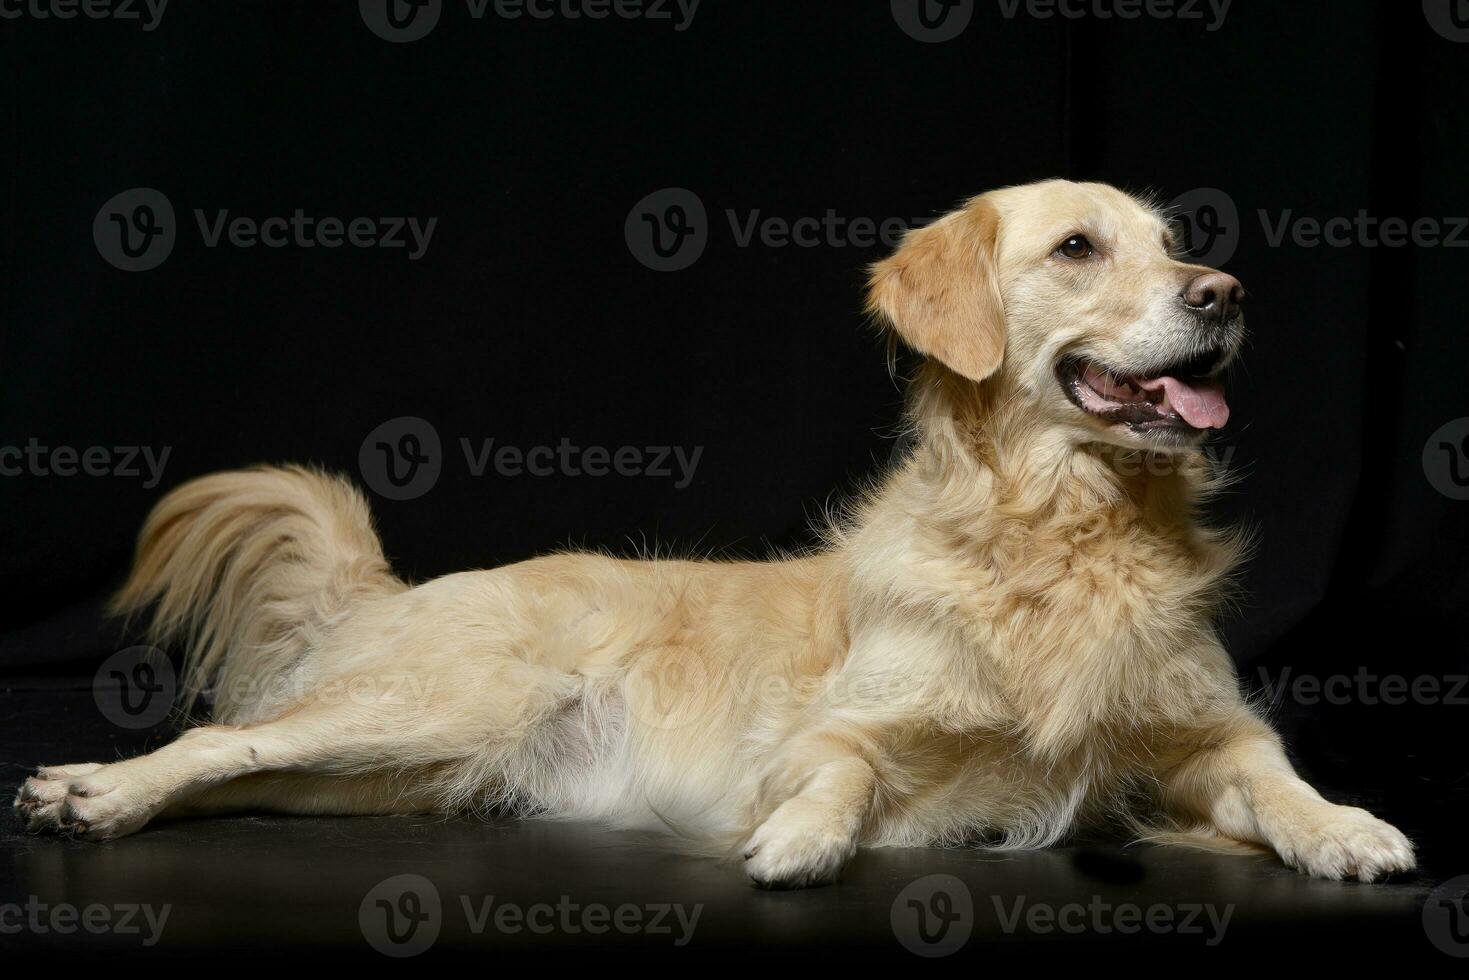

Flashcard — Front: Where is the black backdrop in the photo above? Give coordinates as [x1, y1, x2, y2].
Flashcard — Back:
[2, 1, 1467, 870]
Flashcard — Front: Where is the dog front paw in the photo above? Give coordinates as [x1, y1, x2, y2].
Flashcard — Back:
[1270, 804, 1415, 882]
[742, 799, 858, 889]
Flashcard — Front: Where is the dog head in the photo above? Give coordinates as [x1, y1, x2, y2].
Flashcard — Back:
[868, 179, 1245, 451]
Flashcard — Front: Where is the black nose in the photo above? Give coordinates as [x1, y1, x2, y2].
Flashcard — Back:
[1182, 271, 1245, 323]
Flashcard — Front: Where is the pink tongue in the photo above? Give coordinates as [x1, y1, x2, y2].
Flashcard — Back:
[1137, 376, 1230, 429]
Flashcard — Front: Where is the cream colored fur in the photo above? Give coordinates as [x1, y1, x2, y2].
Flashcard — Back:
[15, 180, 1413, 888]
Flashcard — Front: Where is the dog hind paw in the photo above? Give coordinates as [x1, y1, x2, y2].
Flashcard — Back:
[13, 763, 154, 841]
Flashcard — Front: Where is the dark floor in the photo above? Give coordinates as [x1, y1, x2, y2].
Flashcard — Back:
[2, 682, 1463, 963]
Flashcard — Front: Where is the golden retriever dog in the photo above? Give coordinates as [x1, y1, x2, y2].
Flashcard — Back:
[15, 179, 1414, 888]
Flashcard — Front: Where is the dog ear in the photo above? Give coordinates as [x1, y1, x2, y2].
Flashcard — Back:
[866, 196, 1005, 384]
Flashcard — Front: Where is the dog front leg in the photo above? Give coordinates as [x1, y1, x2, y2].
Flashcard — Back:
[743, 740, 875, 889]
[1162, 717, 1415, 881]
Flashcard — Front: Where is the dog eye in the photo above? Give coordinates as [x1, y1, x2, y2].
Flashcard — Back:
[1057, 234, 1094, 259]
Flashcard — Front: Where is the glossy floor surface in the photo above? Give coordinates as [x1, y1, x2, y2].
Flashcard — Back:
[1, 683, 1460, 964]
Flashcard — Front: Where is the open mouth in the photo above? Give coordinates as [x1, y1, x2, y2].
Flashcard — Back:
[1058, 350, 1230, 434]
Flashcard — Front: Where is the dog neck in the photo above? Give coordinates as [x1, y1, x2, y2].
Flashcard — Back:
[897, 360, 1217, 534]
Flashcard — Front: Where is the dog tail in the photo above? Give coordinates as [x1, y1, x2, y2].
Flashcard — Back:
[110, 465, 405, 719]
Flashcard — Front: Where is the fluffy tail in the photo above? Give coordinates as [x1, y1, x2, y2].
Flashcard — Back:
[110, 465, 405, 720]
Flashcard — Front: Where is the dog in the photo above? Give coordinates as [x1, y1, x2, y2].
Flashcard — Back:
[15, 179, 1414, 888]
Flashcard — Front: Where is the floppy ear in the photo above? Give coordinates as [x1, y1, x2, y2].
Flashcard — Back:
[866, 196, 1006, 383]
